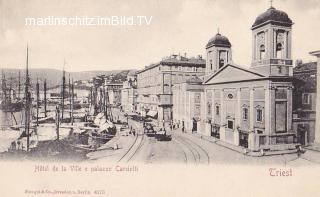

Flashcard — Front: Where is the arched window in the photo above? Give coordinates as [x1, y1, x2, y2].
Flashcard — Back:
[215, 105, 220, 116]
[242, 107, 248, 120]
[259, 45, 265, 60]
[219, 59, 224, 68]
[207, 103, 212, 116]
[256, 108, 263, 122]
[276, 43, 283, 59]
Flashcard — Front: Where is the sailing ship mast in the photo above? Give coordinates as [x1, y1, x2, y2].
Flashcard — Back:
[36, 78, 39, 126]
[71, 78, 74, 125]
[24, 45, 31, 152]
[18, 71, 21, 99]
[61, 61, 66, 122]
[68, 74, 71, 123]
[1, 71, 7, 110]
[44, 79, 47, 117]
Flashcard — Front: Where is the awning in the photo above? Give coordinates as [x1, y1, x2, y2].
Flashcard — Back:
[147, 110, 158, 118]
[127, 112, 138, 116]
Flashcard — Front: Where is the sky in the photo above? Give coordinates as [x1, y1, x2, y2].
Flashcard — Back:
[0, 0, 319, 72]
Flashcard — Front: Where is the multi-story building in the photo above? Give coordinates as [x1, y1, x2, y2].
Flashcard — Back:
[105, 82, 123, 106]
[136, 54, 205, 125]
[172, 76, 204, 132]
[310, 50, 320, 146]
[292, 61, 317, 146]
[121, 71, 137, 113]
[198, 6, 298, 153]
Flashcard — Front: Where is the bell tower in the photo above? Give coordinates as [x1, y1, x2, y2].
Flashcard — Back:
[250, 6, 293, 77]
[205, 31, 232, 75]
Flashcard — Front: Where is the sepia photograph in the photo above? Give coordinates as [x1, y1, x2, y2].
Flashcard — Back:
[0, 0, 319, 196]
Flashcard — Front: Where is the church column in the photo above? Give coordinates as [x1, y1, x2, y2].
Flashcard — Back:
[204, 89, 208, 136]
[234, 88, 241, 146]
[269, 86, 276, 134]
[273, 28, 277, 58]
[249, 88, 255, 131]
[212, 89, 215, 122]
[253, 34, 256, 62]
[265, 85, 271, 146]
[265, 29, 269, 59]
[220, 89, 225, 141]
[288, 31, 292, 59]
[287, 86, 293, 132]
[284, 31, 288, 59]
[249, 87, 256, 150]
[264, 86, 270, 134]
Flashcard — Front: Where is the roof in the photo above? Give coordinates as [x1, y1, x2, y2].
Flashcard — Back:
[204, 63, 265, 84]
[293, 62, 317, 73]
[206, 33, 231, 49]
[137, 55, 205, 74]
[161, 56, 205, 66]
[252, 7, 293, 29]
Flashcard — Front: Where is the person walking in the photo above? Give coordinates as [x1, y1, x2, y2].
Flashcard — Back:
[182, 121, 185, 133]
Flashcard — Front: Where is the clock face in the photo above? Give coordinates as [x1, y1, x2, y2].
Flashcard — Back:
[227, 93, 233, 99]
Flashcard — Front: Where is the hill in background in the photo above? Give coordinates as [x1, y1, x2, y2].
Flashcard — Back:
[0, 68, 135, 90]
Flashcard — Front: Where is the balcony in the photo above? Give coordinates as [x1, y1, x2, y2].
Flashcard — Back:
[252, 59, 293, 66]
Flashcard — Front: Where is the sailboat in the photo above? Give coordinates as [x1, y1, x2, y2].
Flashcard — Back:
[0, 71, 23, 112]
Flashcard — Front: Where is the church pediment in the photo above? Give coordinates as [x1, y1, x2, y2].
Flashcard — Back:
[204, 64, 265, 84]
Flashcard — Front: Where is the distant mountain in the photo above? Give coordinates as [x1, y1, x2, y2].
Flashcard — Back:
[0, 68, 134, 90]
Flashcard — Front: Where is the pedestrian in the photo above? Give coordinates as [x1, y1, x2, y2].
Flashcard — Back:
[132, 129, 136, 136]
[10, 141, 16, 151]
[182, 121, 185, 133]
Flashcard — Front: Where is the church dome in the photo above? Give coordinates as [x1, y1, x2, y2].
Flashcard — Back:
[252, 7, 293, 29]
[206, 33, 231, 49]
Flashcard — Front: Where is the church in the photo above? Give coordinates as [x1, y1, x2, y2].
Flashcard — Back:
[202, 5, 298, 153]
[174, 5, 300, 154]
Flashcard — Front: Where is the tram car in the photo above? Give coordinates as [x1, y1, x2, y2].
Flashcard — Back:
[144, 123, 156, 137]
[155, 128, 172, 141]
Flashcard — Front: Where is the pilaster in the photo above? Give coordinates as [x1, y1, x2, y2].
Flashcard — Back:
[287, 86, 293, 131]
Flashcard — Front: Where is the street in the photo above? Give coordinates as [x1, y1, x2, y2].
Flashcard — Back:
[85, 108, 320, 166]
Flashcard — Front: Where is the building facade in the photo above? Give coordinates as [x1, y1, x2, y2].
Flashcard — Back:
[292, 61, 317, 146]
[172, 76, 204, 132]
[310, 51, 320, 145]
[136, 54, 205, 125]
[199, 6, 297, 153]
[121, 71, 137, 113]
[105, 83, 123, 106]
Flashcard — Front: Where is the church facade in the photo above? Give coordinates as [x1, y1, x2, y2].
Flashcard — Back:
[197, 6, 299, 153]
